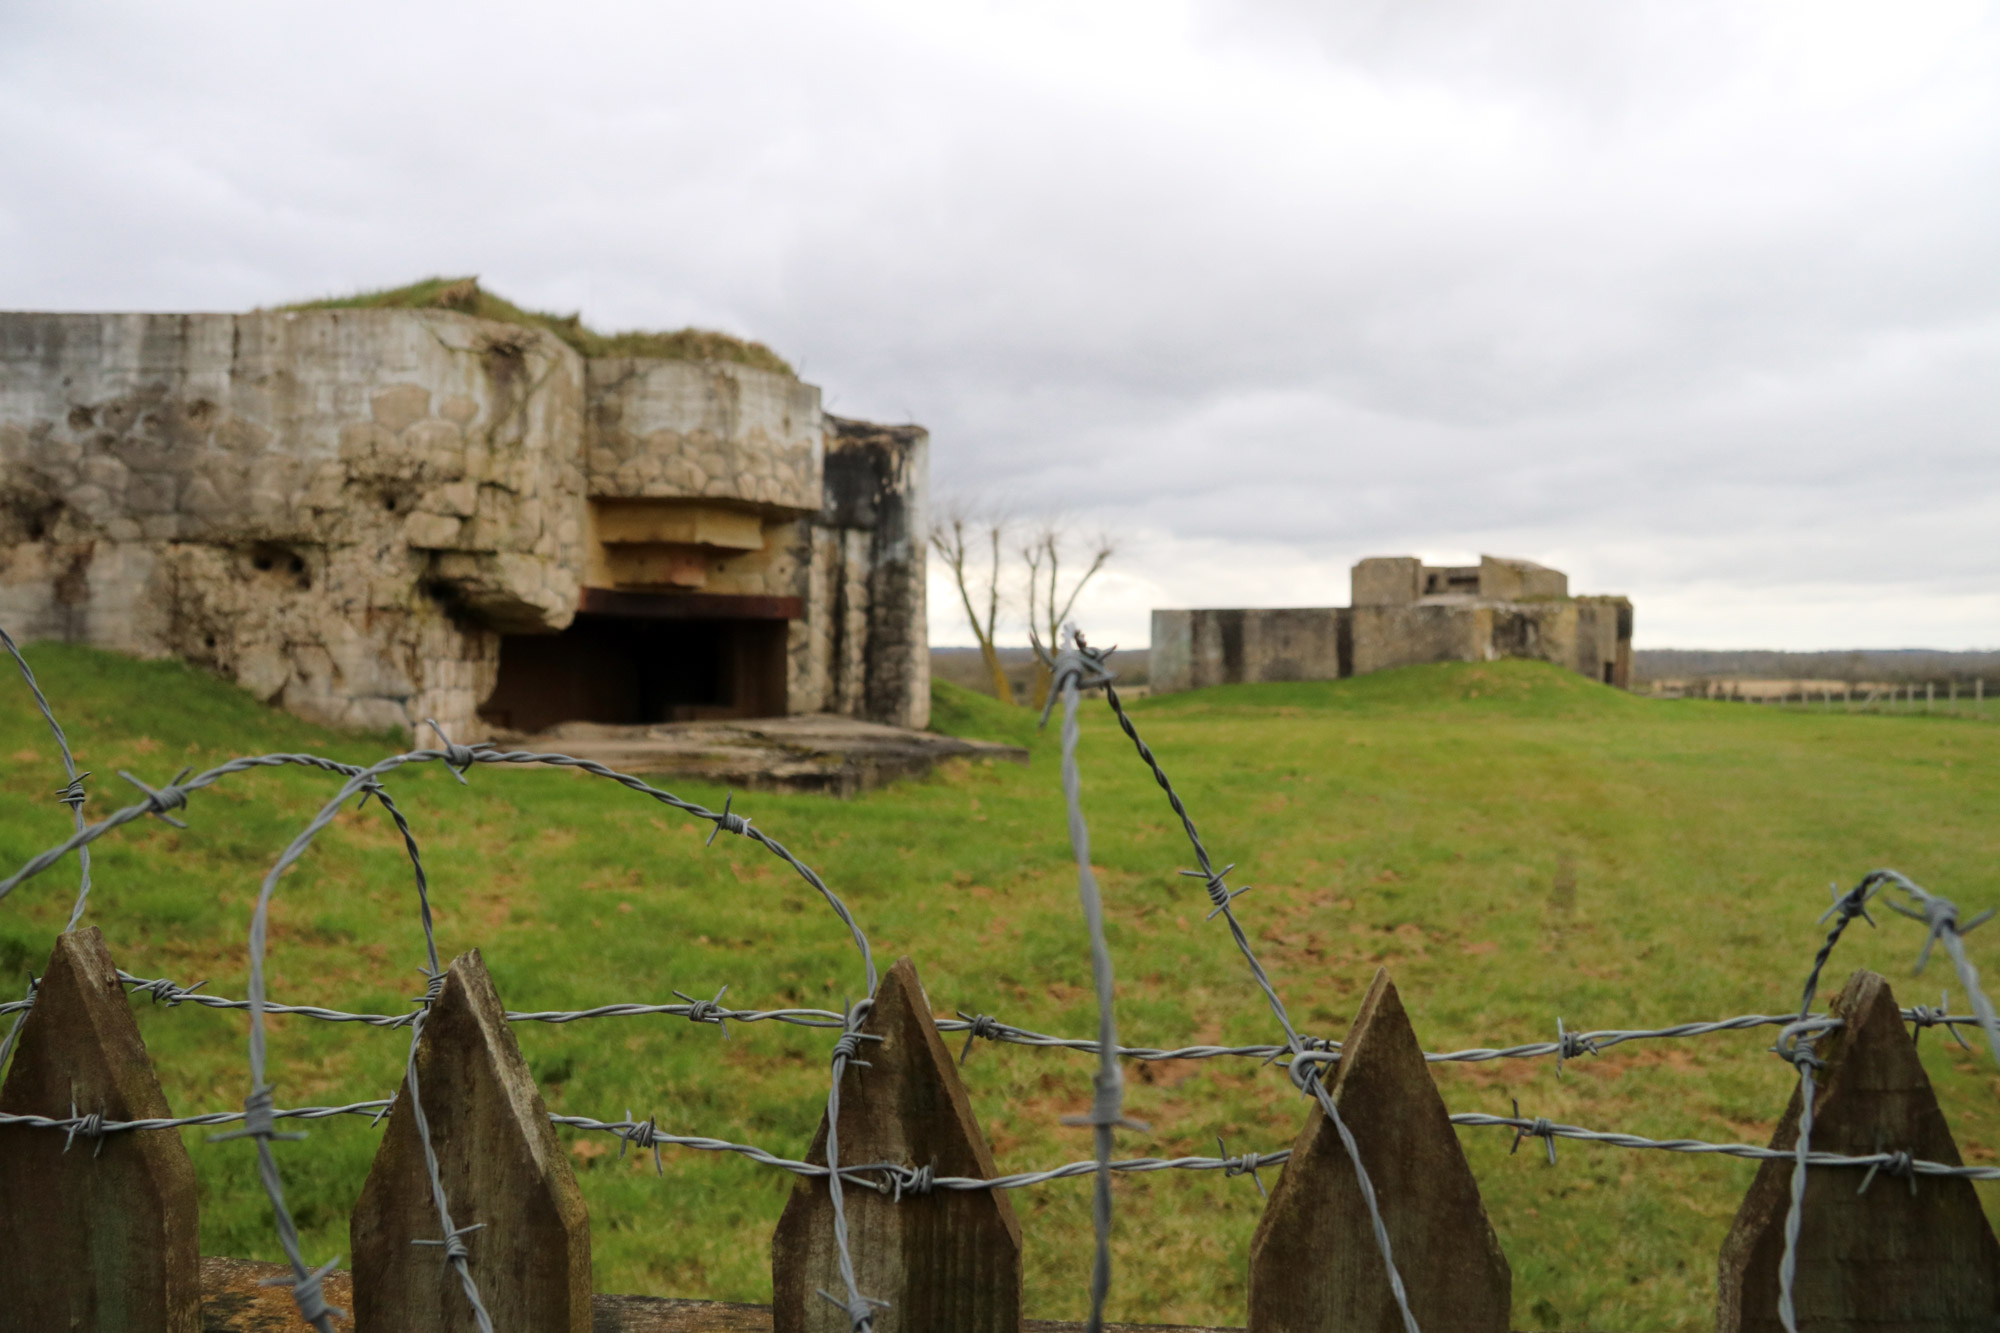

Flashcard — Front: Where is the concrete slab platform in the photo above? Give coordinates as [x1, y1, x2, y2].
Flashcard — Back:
[485, 713, 1029, 796]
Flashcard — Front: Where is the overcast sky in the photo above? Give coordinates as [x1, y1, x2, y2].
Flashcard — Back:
[3, 1, 1995, 649]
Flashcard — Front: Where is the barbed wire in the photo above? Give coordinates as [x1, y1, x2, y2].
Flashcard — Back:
[14, 1093, 1999, 1187]
[12, 969, 1983, 1071]
[1046, 632, 1141, 1333]
[1768, 878, 1872, 1333]
[1870, 869, 2000, 1068]
[0, 664, 887, 1332]
[1058, 629, 1423, 1333]
[4, 620, 1997, 1333]
[0, 627, 93, 933]
[0, 1099, 396, 1136]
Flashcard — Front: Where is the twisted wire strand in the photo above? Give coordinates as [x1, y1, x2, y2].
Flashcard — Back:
[1445, 1112, 2000, 1178]
[1867, 868, 2000, 1069]
[0, 625, 94, 934]
[941, 1008, 1974, 1067]
[0, 750, 429, 904]
[398, 1005, 494, 1332]
[0, 1099, 396, 1133]
[24, 970, 1972, 1068]
[821, 1000, 886, 1329]
[1776, 1030, 1821, 1333]
[0, 971, 33, 1082]
[1770, 876, 1877, 1333]
[12, 1097, 2000, 1184]
[60, 971, 850, 1030]
[1049, 635, 1135, 1333]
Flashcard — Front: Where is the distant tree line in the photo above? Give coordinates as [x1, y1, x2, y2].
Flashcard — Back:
[1633, 648, 2000, 684]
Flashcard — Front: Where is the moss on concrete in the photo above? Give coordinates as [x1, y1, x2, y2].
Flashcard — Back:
[282, 276, 794, 376]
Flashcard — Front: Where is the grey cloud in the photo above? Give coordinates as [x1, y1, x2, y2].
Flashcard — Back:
[2, 0, 1994, 646]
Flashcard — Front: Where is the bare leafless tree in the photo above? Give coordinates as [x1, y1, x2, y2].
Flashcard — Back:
[929, 502, 1017, 704]
[1022, 522, 1115, 710]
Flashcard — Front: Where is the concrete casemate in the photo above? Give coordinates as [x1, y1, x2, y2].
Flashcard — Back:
[1151, 555, 1631, 695]
[0, 306, 928, 739]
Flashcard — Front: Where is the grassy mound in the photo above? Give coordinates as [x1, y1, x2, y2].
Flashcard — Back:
[2, 646, 1995, 1329]
[1138, 657, 1646, 720]
[282, 276, 794, 375]
[929, 678, 1047, 750]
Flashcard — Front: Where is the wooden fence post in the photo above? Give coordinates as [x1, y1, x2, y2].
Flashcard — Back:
[1717, 969, 2000, 1331]
[772, 955, 1022, 1333]
[351, 949, 591, 1332]
[1247, 967, 1509, 1333]
[0, 927, 200, 1333]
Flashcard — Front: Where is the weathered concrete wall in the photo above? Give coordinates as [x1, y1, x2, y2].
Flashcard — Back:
[1150, 608, 1349, 693]
[0, 310, 586, 734]
[1149, 610, 1194, 694]
[2, 307, 930, 737]
[821, 418, 929, 730]
[1573, 596, 1633, 687]
[1352, 557, 1421, 606]
[585, 359, 821, 513]
[1351, 602, 1490, 675]
[1479, 555, 1566, 601]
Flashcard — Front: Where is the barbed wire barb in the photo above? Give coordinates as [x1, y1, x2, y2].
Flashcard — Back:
[705, 791, 752, 846]
[1906, 990, 1974, 1051]
[673, 985, 733, 1038]
[1216, 1134, 1268, 1196]
[117, 766, 195, 829]
[1508, 1099, 1557, 1166]
[422, 718, 490, 785]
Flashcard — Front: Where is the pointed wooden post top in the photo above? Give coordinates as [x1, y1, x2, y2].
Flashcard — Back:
[773, 955, 1022, 1333]
[0, 927, 200, 1333]
[1249, 967, 1509, 1333]
[1718, 968, 2000, 1332]
[799, 957, 1018, 1193]
[352, 948, 591, 1333]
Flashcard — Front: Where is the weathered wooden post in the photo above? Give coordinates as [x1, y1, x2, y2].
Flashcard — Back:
[1247, 967, 1510, 1333]
[0, 927, 200, 1333]
[351, 949, 591, 1332]
[1718, 969, 2000, 1331]
[772, 956, 1022, 1333]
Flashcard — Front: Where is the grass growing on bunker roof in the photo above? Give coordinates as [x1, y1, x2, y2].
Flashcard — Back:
[2, 648, 1996, 1329]
[281, 276, 795, 376]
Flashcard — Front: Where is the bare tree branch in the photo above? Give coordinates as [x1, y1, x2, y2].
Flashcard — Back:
[1023, 521, 1117, 710]
[929, 499, 1016, 704]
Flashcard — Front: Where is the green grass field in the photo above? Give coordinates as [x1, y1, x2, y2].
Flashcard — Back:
[2, 645, 1996, 1330]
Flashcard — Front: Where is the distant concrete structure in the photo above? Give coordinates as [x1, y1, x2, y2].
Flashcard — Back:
[1150, 555, 1632, 694]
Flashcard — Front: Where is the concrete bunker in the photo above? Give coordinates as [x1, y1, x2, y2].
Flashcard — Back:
[0, 296, 931, 740]
[1151, 554, 1632, 694]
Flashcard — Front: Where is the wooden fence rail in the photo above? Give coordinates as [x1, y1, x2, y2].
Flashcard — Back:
[3, 929, 1996, 1333]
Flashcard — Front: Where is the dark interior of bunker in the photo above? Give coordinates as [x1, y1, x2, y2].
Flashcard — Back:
[478, 613, 788, 732]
